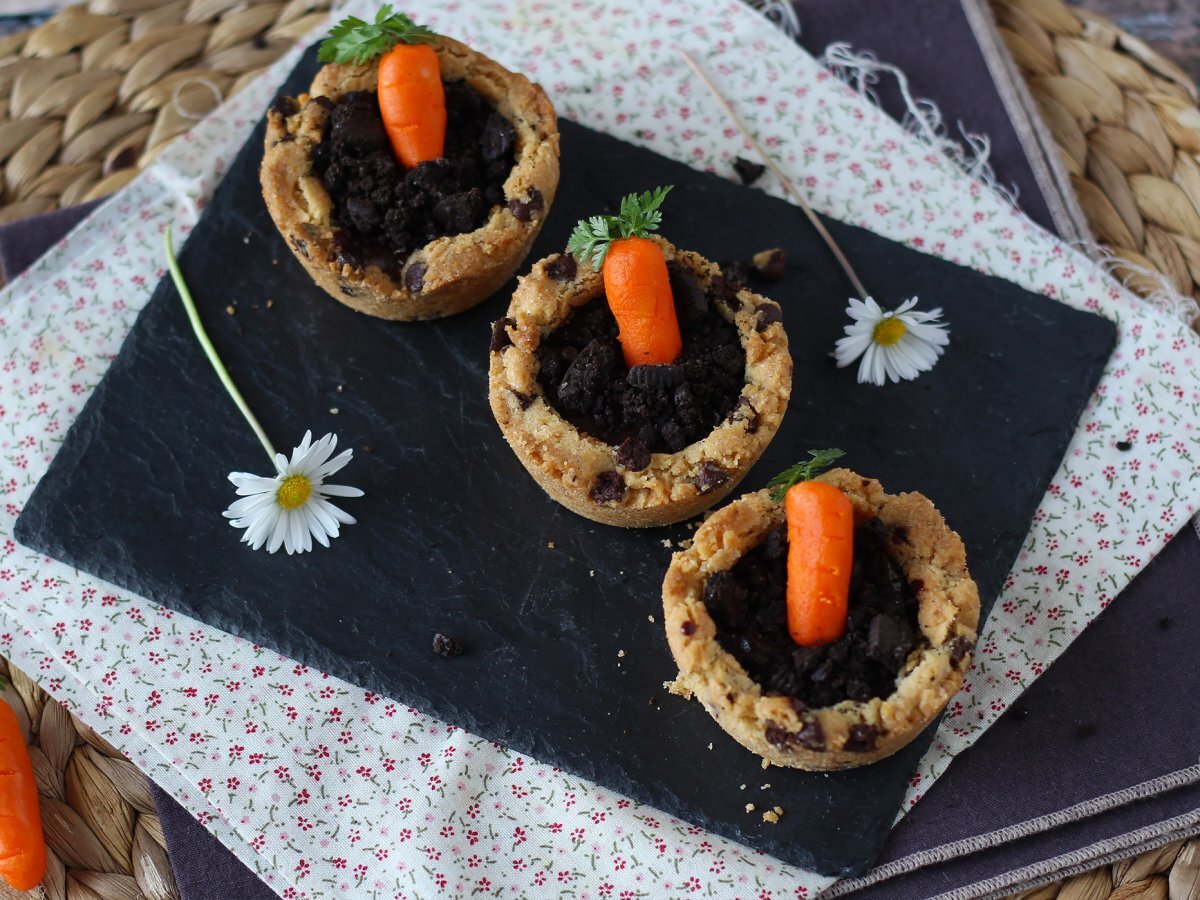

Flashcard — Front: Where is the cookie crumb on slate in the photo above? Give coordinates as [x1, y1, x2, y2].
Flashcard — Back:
[661, 539, 673, 549]
[225, 305, 236, 315]
[617, 650, 626, 658]
[329, 407, 339, 415]
[547, 541, 556, 549]
[763, 806, 783, 824]
[761, 759, 771, 769]
[707, 742, 713, 750]
[648, 614, 655, 623]
[761, 783, 771, 790]
[745, 803, 756, 813]
[432, 633, 463, 658]
[266, 299, 274, 308]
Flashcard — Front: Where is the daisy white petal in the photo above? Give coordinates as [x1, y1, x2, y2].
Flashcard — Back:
[223, 432, 363, 554]
[834, 296, 950, 387]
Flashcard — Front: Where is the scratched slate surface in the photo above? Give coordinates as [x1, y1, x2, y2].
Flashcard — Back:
[15, 47, 1116, 877]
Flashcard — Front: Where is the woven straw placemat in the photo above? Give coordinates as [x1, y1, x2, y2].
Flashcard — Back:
[0, 0, 1195, 898]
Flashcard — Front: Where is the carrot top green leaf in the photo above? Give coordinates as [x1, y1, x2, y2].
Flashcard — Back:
[767, 448, 845, 501]
[318, 5, 436, 65]
[567, 185, 673, 269]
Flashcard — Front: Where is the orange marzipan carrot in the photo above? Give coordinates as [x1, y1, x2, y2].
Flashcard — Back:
[601, 236, 682, 368]
[0, 698, 45, 892]
[785, 481, 854, 646]
[377, 41, 446, 169]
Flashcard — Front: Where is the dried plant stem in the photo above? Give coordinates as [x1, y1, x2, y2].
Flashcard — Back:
[677, 48, 869, 299]
[164, 227, 278, 464]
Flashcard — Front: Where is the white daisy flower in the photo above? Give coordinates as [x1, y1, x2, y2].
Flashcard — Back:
[834, 296, 950, 386]
[223, 431, 364, 554]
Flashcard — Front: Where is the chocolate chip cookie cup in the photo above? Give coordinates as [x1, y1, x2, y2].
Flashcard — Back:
[488, 237, 792, 528]
[662, 469, 979, 769]
[261, 34, 559, 320]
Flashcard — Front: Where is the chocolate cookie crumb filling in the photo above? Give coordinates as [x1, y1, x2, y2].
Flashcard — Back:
[432, 633, 464, 658]
[536, 263, 746, 453]
[704, 519, 923, 709]
[312, 83, 517, 280]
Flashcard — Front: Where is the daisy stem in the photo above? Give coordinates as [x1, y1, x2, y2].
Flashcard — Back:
[164, 227, 278, 464]
[677, 48, 870, 300]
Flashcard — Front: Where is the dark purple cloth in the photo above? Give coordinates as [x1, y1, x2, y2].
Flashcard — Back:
[794, 0, 1060, 235]
[1, 5, 1195, 895]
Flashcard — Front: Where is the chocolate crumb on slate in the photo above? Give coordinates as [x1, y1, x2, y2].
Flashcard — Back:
[1158, 616, 1174, 630]
[616, 436, 652, 472]
[490, 317, 515, 352]
[1076, 723, 1097, 739]
[536, 273, 745, 453]
[432, 633, 463, 658]
[1116, 440, 1132, 451]
[693, 462, 729, 494]
[732, 156, 766, 185]
[546, 253, 577, 280]
[844, 724, 880, 753]
[706, 518, 923, 710]
[590, 470, 627, 503]
[752, 248, 786, 282]
[312, 84, 516, 280]
[1010, 703, 1030, 722]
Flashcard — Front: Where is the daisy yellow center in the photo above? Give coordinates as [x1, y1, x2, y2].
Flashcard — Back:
[873, 316, 907, 346]
[276, 475, 312, 510]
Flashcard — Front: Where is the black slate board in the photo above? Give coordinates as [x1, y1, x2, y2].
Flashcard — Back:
[15, 47, 1116, 877]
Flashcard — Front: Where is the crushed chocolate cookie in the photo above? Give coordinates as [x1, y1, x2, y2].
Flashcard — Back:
[693, 462, 729, 494]
[432, 633, 463, 658]
[546, 253, 577, 280]
[507, 187, 544, 222]
[732, 156, 766, 185]
[615, 436, 652, 472]
[590, 470, 627, 503]
[312, 85, 515, 280]
[627, 364, 684, 389]
[706, 519, 922, 710]
[721, 259, 754, 289]
[536, 277, 745, 453]
[752, 248, 786, 282]
[844, 724, 880, 753]
[490, 317, 516, 353]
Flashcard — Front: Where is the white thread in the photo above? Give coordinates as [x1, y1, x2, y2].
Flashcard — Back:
[819, 42, 1019, 208]
[171, 77, 226, 121]
[1082, 243, 1200, 327]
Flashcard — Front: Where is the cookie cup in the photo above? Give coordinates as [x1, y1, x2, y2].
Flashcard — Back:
[261, 36, 560, 320]
[488, 237, 792, 528]
[662, 469, 980, 769]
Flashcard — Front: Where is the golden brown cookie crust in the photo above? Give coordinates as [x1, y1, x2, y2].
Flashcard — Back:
[488, 237, 792, 528]
[260, 36, 560, 320]
[662, 469, 980, 769]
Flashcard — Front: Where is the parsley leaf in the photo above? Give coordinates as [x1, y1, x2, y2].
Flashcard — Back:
[318, 5, 437, 65]
[766, 449, 846, 501]
[566, 185, 673, 269]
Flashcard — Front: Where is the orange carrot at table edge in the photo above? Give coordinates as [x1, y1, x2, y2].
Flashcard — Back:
[0, 692, 45, 892]
[767, 450, 853, 647]
[567, 186, 683, 368]
[319, 5, 445, 169]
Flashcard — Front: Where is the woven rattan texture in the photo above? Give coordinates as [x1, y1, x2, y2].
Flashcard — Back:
[0, 0, 331, 226]
[991, 0, 1200, 307]
[0, 658, 178, 900]
[0, 0, 1195, 898]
